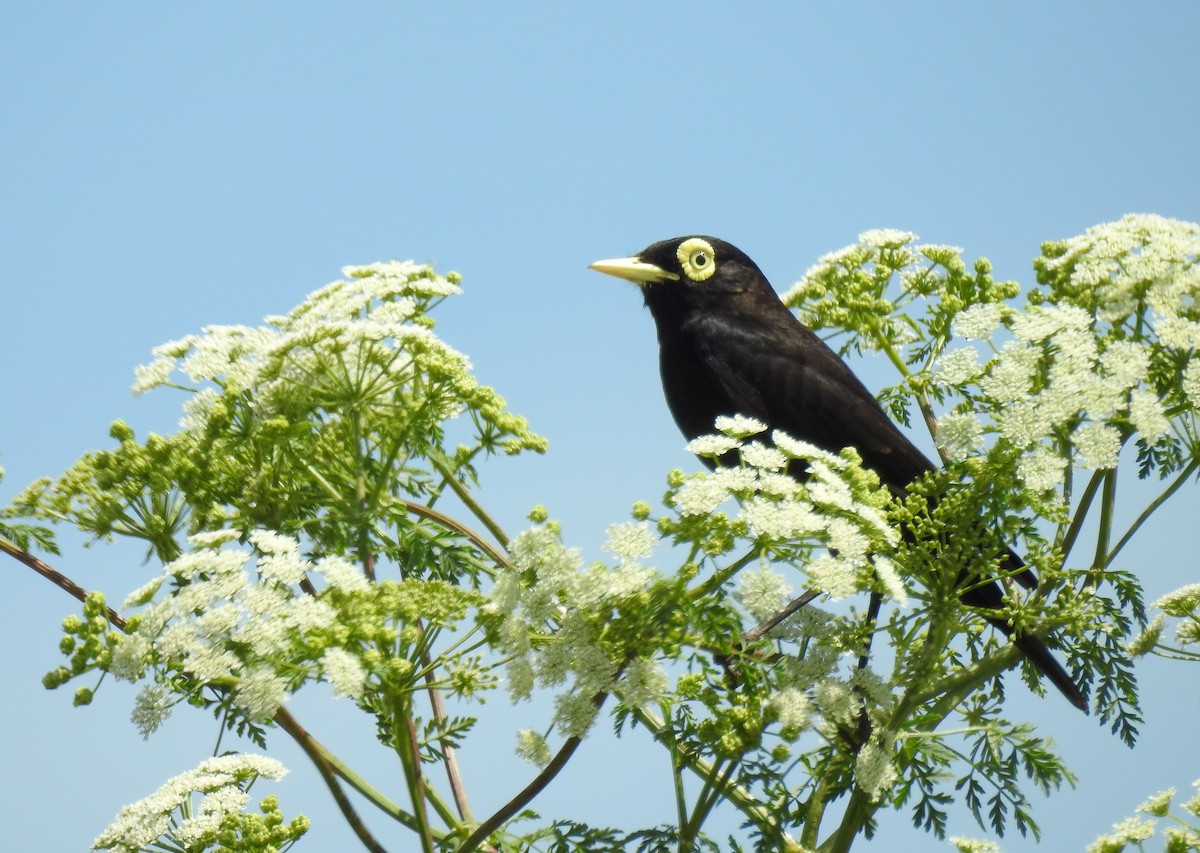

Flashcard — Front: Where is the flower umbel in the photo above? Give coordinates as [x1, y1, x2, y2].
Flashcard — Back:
[92, 754, 294, 852]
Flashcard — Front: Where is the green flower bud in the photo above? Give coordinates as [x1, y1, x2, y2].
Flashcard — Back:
[82, 591, 107, 618]
[42, 666, 71, 689]
[108, 420, 135, 442]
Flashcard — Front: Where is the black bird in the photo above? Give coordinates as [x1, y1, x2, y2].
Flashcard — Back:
[591, 235, 1087, 712]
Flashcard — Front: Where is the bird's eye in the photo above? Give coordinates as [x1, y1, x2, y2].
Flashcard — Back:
[677, 237, 717, 282]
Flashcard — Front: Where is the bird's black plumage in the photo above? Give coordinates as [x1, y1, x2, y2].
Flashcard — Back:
[591, 235, 1087, 712]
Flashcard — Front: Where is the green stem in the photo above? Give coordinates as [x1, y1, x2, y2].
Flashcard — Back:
[423, 781, 460, 831]
[430, 454, 511, 549]
[427, 443, 485, 513]
[801, 770, 832, 850]
[457, 728, 591, 852]
[275, 708, 409, 852]
[875, 337, 946, 464]
[689, 548, 759, 599]
[398, 498, 513, 572]
[633, 707, 782, 835]
[1092, 470, 1118, 573]
[915, 643, 1022, 714]
[1107, 458, 1199, 568]
[1057, 469, 1106, 563]
[664, 703, 691, 835]
[818, 787, 874, 853]
[682, 757, 735, 849]
[876, 338, 912, 382]
[893, 602, 957, 717]
[392, 696, 437, 853]
[357, 470, 376, 582]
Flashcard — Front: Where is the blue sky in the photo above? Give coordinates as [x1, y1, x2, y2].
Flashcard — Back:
[2, 4, 1199, 850]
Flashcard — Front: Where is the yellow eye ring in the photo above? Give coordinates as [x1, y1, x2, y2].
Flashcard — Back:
[677, 237, 716, 282]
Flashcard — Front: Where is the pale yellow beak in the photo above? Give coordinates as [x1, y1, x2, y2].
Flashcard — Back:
[588, 256, 679, 284]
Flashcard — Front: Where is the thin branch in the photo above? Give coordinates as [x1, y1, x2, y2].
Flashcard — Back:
[633, 706, 784, 836]
[855, 592, 883, 673]
[711, 589, 823, 685]
[743, 589, 821, 644]
[1057, 469, 1106, 563]
[419, 623, 475, 824]
[1092, 469, 1118, 573]
[398, 498, 513, 572]
[403, 711, 436, 853]
[689, 549, 759, 600]
[1, 537, 127, 630]
[274, 708, 395, 853]
[430, 454, 511, 549]
[853, 592, 885, 746]
[276, 714, 411, 822]
[1107, 458, 1199, 567]
[457, 695, 608, 852]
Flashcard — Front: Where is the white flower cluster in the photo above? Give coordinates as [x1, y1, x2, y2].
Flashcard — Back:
[92, 753, 286, 852]
[1040, 213, 1200, 324]
[932, 213, 1200, 494]
[855, 736, 900, 802]
[795, 215, 1200, 502]
[1091, 782, 1200, 852]
[859, 228, 918, 249]
[1146, 584, 1200, 649]
[1154, 582, 1200, 617]
[784, 228, 975, 353]
[796, 228, 924, 287]
[682, 421, 909, 739]
[487, 522, 667, 738]
[116, 531, 369, 735]
[951, 303, 1005, 341]
[734, 563, 793, 622]
[1050, 215, 1198, 429]
[949, 837, 1001, 853]
[969, 304, 1151, 472]
[679, 419, 902, 604]
[130, 260, 474, 431]
[514, 728, 552, 767]
[767, 685, 812, 731]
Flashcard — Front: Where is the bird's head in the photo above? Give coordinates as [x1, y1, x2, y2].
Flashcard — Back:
[589, 236, 770, 319]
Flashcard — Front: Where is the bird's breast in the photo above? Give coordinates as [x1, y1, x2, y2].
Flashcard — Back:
[657, 334, 735, 442]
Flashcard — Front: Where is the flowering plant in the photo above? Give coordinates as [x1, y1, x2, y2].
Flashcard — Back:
[4, 216, 1199, 852]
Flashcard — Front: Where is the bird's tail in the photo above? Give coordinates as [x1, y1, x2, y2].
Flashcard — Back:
[990, 617, 1088, 713]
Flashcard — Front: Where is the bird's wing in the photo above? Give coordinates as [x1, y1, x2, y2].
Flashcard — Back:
[692, 309, 1041, 589]
[690, 309, 935, 491]
[694, 309, 1041, 591]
